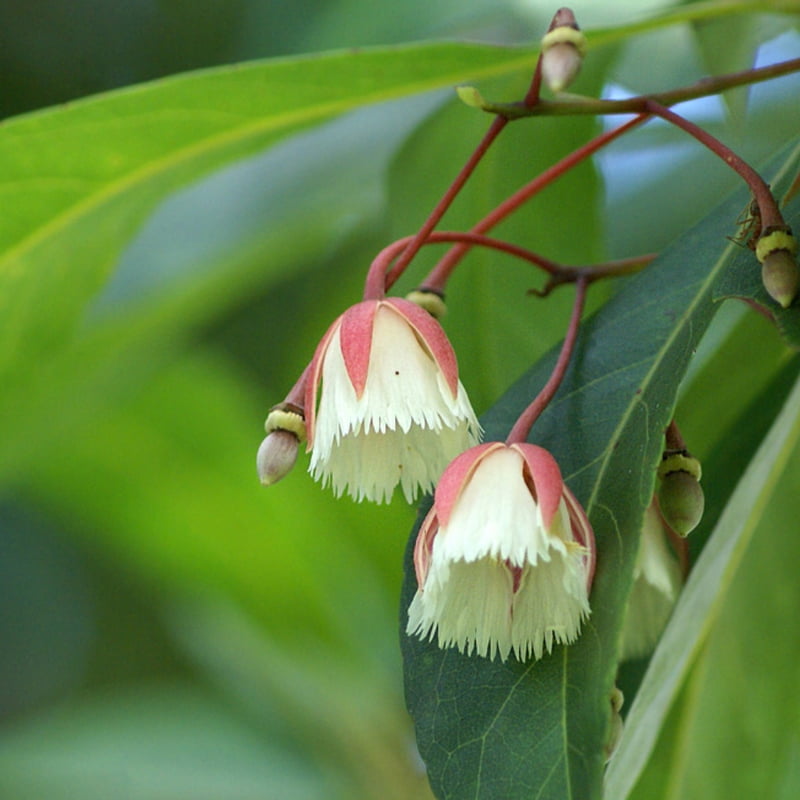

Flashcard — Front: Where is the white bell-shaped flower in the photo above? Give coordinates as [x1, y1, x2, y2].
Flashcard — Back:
[407, 442, 595, 662]
[305, 298, 480, 503]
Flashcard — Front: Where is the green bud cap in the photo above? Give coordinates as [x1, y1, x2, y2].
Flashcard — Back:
[657, 450, 701, 481]
[405, 288, 447, 319]
[658, 470, 705, 537]
[761, 248, 799, 308]
[540, 9, 586, 94]
[264, 405, 306, 443]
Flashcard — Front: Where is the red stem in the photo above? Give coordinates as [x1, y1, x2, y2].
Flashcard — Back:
[363, 116, 509, 299]
[645, 100, 783, 230]
[372, 230, 563, 292]
[363, 19, 558, 300]
[506, 277, 588, 444]
[281, 363, 311, 409]
[418, 113, 649, 292]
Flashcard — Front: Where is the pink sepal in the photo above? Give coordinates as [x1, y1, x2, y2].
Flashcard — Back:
[563, 485, 596, 590]
[338, 300, 379, 398]
[412, 506, 439, 587]
[434, 442, 504, 528]
[385, 297, 460, 398]
[512, 443, 564, 531]
[304, 313, 343, 448]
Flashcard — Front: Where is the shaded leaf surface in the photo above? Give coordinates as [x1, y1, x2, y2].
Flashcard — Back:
[401, 141, 800, 799]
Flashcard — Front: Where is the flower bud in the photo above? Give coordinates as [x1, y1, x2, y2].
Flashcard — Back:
[755, 228, 799, 308]
[405, 288, 447, 320]
[257, 404, 306, 486]
[657, 451, 704, 537]
[257, 429, 300, 486]
[455, 85, 487, 110]
[540, 10, 586, 94]
[761, 248, 799, 309]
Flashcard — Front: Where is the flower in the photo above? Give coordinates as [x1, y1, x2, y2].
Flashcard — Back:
[305, 297, 480, 503]
[406, 442, 595, 662]
[620, 500, 682, 661]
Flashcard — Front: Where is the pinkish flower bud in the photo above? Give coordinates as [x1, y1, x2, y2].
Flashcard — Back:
[406, 442, 595, 662]
[256, 405, 306, 486]
[305, 298, 480, 503]
[620, 501, 682, 661]
[257, 430, 299, 486]
[540, 11, 586, 94]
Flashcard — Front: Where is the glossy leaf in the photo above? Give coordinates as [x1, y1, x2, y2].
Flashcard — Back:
[401, 141, 800, 799]
[0, 41, 540, 385]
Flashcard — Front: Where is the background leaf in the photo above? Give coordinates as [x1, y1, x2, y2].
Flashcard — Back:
[605, 371, 800, 800]
[0, 41, 539, 383]
[0, 685, 335, 800]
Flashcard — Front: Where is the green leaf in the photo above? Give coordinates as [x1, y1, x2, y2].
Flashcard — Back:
[0, 41, 540, 384]
[613, 332, 800, 710]
[401, 141, 800, 799]
[674, 303, 797, 462]
[691, 13, 784, 123]
[606, 372, 800, 800]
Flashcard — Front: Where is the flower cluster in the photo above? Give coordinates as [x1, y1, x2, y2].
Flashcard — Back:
[254, 7, 660, 665]
[254, 2, 793, 673]
[258, 285, 597, 662]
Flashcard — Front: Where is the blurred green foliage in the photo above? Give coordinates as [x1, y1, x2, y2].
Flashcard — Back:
[0, 1, 798, 798]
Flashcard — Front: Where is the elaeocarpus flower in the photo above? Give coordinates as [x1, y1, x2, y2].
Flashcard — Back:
[306, 298, 480, 503]
[407, 442, 595, 661]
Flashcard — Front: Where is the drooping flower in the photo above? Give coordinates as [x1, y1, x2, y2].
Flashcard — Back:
[305, 297, 480, 503]
[406, 442, 595, 662]
[620, 500, 682, 661]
